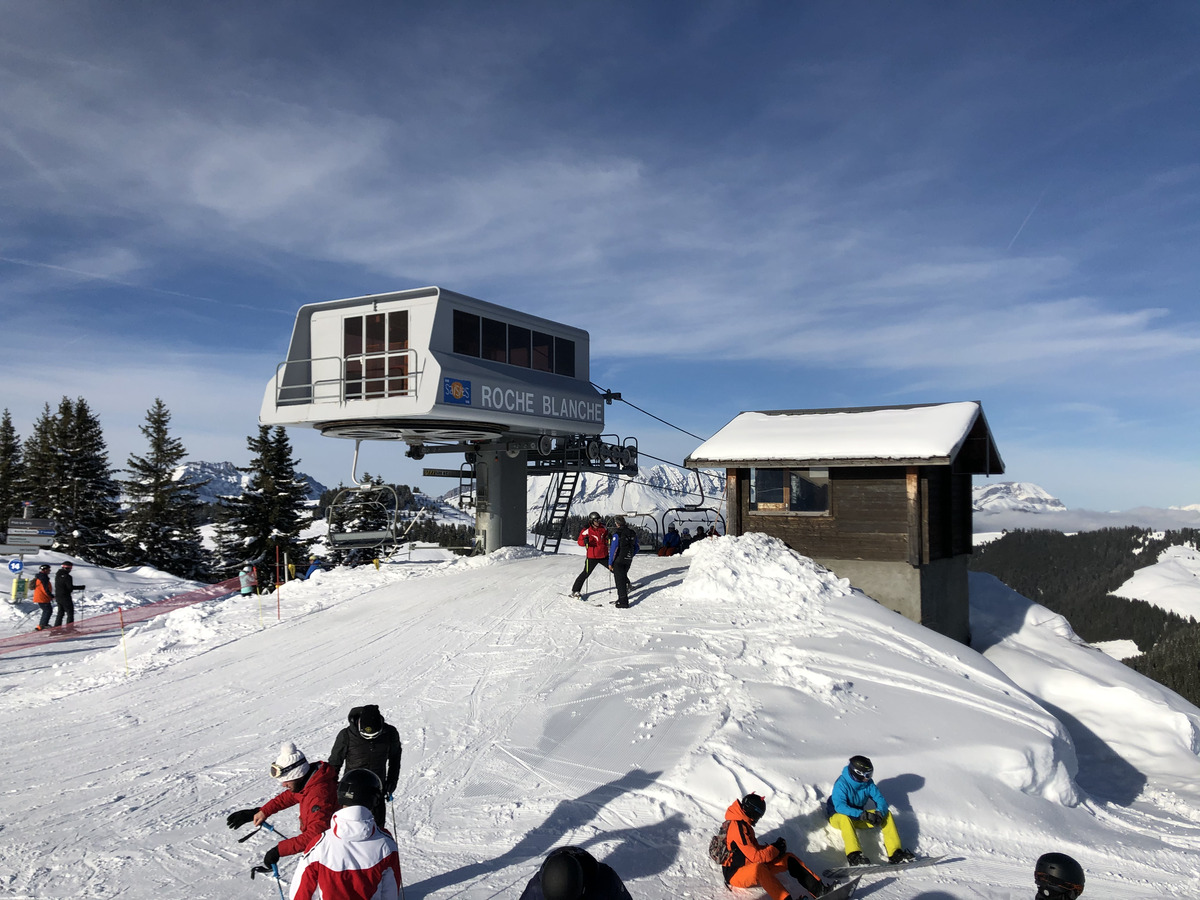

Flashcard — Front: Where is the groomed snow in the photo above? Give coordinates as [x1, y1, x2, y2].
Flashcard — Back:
[2, 534, 1198, 899]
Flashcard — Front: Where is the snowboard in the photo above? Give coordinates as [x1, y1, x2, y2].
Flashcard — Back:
[821, 874, 861, 900]
[822, 854, 952, 879]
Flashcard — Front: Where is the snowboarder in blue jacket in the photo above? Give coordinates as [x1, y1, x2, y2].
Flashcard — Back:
[826, 755, 915, 867]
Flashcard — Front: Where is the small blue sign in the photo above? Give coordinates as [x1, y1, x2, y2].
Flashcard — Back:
[443, 378, 472, 406]
[7, 559, 22, 574]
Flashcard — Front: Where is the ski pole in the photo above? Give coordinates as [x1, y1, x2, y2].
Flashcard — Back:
[239, 821, 290, 843]
[250, 863, 287, 900]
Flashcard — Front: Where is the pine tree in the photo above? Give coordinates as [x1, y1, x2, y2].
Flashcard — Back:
[120, 399, 211, 579]
[217, 426, 313, 582]
[54, 398, 121, 564]
[0, 409, 24, 523]
[21, 403, 61, 519]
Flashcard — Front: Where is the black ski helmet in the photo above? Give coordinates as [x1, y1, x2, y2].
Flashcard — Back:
[540, 849, 585, 900]
[849, 755, 874, 782]
[1035, 853, 1084, 899]
[337, 768, 383, 811]
[739, 792, 767, 823]
[588, 511, 601, 523]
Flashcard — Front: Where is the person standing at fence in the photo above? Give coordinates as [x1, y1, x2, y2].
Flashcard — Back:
[32, 564, 55, 631]
[239, 564, 257, 597]
[53, 561, 85, 627]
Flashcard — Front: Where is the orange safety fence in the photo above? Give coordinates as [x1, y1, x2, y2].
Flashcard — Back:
[0, 577, 241, 657]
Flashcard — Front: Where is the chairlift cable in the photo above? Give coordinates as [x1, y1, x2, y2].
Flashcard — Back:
[589, 382, 709, 442]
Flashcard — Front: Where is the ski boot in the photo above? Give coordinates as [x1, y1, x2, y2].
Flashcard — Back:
[846, 851, 871, 866]
[889, 848, 916, 865]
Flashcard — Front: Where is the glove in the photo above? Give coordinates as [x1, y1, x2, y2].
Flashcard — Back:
[263, 846, 280, 868]
[772, 837, 787, 852]
[861, 810, 884, 826]
[226, 808, 257, 829]
[386, 792, 394, 802]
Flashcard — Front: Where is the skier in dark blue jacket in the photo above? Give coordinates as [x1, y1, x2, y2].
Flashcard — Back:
[607, 515, 639, 609]
[826, 755, 915, 867]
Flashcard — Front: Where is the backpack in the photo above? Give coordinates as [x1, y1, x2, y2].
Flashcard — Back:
[708, 821, 733, 866]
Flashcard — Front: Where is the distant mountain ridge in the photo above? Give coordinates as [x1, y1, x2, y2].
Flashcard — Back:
[172, 460, 327, 504]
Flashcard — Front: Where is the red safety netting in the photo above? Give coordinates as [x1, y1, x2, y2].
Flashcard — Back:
[0, 577, 241, 657]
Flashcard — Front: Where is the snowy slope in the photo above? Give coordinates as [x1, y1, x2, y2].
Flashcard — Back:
[2, 536, 1198, 899]
[1112, 542, 1200, 621]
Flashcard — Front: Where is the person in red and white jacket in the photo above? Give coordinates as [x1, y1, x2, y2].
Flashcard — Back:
[289, 769, 402, 900]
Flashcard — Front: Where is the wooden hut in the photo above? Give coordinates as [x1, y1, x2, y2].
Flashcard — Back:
[684, 401, 1004, 642]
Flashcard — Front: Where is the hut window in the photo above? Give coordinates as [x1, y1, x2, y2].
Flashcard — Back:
[750, 469, 786, 510]
[749, 467, 830, 514]
[789, 468, 830, 513]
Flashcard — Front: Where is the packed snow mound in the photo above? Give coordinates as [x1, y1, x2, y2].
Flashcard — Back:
[681, 533, 851, 617]
[973, 481, 1066, 512]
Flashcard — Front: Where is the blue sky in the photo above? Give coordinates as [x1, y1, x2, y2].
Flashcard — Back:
[1, 1, 1197, 510]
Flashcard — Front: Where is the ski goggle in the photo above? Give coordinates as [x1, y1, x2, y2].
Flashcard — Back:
[850, 764, 873, 782]
[270, 761, 304, 780]
[359, 725, 381, 740]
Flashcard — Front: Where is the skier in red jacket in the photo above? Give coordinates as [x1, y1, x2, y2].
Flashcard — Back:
[568, 512, 610, 598]
[226, 741, 339, 867]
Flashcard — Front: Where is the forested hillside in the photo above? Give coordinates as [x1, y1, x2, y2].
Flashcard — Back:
[969, 528, 1200, 704]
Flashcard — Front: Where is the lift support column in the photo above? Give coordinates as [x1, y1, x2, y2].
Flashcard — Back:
[474, 442, 529, 552]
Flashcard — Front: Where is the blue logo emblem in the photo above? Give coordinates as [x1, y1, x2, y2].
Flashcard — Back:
[443, 378, 471, 405]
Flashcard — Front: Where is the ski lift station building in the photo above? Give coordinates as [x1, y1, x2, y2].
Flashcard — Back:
[260, 286, 629, 552]
[685, 402, 1004, 642]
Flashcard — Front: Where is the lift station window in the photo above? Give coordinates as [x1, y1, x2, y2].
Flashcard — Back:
[453, 309, 576, 377]
[345, 311, 409, 400]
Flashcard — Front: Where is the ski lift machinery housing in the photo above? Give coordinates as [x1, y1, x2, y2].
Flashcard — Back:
[260, 286, 637, 553]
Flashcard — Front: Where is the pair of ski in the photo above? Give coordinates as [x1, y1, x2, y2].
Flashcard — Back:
[821, 855, 953, 899]
[560, 592, 623, 606]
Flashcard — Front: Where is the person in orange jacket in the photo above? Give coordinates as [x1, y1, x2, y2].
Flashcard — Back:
[32, 564, 55, 631]
[568, 512, 610, 598]
[720, 793, 830, 900]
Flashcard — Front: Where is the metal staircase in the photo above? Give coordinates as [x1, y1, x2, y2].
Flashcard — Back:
[535, 469, 581, 553]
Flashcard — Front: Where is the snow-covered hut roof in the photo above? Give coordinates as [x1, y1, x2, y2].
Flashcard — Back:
[684, 401, 1004, 473]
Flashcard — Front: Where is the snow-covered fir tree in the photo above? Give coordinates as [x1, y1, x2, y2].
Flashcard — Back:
[215, 426, 312, 579]
[0, 409, 23, 522]
[119, 399, 210, 579]
[22, 398, 121, 563]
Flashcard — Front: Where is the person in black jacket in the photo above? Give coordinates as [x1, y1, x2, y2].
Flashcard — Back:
[328, 705, 402, 829]
[519, 846, 631, 900]
[53, 561, 85, 627]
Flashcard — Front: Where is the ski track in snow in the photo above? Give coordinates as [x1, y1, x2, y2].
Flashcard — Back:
[1, 535, 1199, 898]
